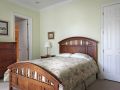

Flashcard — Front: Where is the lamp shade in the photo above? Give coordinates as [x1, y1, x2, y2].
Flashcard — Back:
[44, 42, 51, 48]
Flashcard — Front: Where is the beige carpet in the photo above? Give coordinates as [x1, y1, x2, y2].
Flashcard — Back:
[88, 79, 120, 90]
[0, 79, 120, 90]
[0, 80, 9, 90]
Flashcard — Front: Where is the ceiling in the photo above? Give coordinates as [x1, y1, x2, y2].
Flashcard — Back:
[8, 0, 71, 10]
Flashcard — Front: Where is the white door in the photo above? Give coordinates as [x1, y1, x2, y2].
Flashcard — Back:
[19, 20, 29, 61]
[103, 3, 120, 82]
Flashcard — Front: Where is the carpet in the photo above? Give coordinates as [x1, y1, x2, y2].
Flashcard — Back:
[0, 79, 120, 90]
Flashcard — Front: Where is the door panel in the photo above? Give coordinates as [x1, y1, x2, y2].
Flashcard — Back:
[103, 4, 120, 82]
[15, 18, 29, 61]
[19, 20, 28, 61]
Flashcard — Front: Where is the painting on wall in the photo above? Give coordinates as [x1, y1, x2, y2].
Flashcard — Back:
[48, 32, 54, 39]
[0, 20, 8, 35]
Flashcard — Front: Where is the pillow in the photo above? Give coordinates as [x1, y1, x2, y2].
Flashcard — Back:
[56, 53, 71, 57]
[70, 53, 93, 60]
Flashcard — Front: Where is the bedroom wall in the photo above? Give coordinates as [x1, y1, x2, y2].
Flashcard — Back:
[40, 0, 102, 55]
[0, 0, 40, 59]
[40, 0, 119, 67]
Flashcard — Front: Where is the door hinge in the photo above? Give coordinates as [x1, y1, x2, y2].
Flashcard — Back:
[103, 68, 104, 71]
[102, 31, 104, 34]
[102, 12, 104, 15]
[27, 20, 29, 25]
[27, 22, 29, 26]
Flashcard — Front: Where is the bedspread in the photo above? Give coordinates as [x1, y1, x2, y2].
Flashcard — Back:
[29, 57, 98, 90]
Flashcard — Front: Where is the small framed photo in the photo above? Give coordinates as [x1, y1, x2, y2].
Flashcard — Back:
[0, 20, 8, 35]
[48, 32, 54, 39]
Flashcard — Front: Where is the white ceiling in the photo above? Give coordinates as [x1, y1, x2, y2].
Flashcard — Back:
[8, 0, 71, 10]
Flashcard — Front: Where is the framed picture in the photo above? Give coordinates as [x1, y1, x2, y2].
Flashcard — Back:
[0, 20, 8, 35]
[48, 32, 54, 39]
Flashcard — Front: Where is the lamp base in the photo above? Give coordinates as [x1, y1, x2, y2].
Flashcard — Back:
[46, 54, 50, 57]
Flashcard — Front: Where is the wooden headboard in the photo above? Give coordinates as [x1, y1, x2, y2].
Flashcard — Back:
[59, 37, 98, 62]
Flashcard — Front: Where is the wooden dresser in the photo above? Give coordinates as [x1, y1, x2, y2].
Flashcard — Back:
[0, 42, 16, 78]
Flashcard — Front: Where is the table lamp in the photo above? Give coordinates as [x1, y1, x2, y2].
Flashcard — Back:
[44, 42, 51, 56]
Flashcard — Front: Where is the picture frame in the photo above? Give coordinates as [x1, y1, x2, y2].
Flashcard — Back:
[0, 20, 8, 35]
[48, 32, 54, 39]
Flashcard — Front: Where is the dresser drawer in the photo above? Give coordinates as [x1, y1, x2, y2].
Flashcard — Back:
[0, 42, 16, 78]
[0, 42, 16, 49]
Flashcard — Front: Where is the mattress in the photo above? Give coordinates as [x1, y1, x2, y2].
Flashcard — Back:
[30, 57, 98, 90]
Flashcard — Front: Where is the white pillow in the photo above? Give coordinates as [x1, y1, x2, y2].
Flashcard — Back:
[56, 53, 71, 57]
[70, 53, 93, 60]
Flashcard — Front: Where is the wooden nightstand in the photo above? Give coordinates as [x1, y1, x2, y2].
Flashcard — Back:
[41, 55, 55, 59]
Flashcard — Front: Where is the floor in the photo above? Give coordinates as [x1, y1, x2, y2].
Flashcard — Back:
[0, 79, 9, 90]
[0, 79, 120, 90]
[88, 79, 120, 90]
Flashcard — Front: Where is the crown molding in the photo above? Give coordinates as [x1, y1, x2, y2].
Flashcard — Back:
[40, 0, 72, 12]
[8, 0, 72, 12]
[8, 0, 40, 12]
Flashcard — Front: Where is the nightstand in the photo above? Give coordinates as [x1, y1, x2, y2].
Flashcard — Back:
[41, 55, 55, 59]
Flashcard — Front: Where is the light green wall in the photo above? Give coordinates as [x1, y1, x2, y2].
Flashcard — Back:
[0, 0, 117, 60]
[0, 0, 40, 59]
[40, 0, 101, 56]
[40, 0, 118, 61]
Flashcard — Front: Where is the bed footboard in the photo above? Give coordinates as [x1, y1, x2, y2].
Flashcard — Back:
[8, 62, 61, 90]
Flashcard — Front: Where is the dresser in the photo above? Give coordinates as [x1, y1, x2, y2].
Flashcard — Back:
[0, 42, 16, 78]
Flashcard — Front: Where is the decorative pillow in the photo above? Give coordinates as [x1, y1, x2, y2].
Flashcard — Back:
[70, 53, 93, 60]
[56, 53, 72, 57]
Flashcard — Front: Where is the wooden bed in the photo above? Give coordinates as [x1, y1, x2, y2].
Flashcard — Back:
[8, 36, 98, 90]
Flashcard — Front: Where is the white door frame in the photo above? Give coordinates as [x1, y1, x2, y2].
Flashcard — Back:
[101, 1, 120, 78]
[12, 13, 32, 60]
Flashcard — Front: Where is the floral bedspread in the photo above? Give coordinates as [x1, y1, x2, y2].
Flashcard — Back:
[30, 57, 98, 90]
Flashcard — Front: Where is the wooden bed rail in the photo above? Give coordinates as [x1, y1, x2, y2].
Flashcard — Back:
[8, 62, 61, 90]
